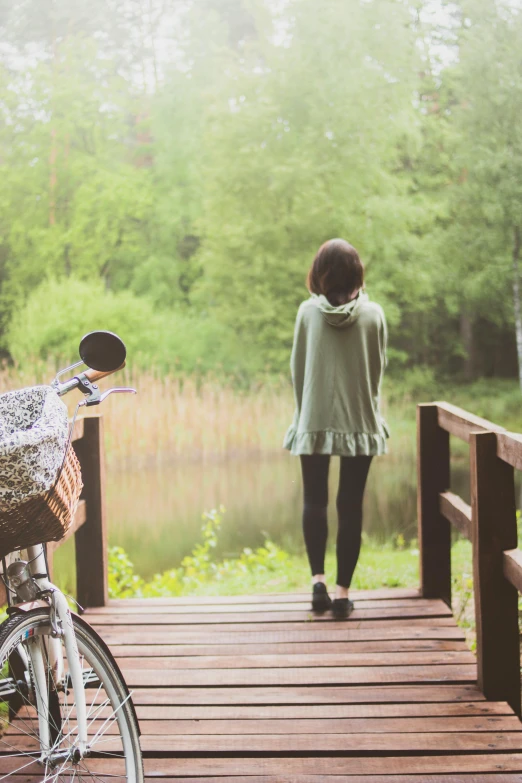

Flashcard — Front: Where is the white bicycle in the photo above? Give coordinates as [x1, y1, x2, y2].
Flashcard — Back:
[0, 332, 144, 781]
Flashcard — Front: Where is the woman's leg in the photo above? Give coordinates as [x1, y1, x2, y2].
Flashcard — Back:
[335, 455, 373, 594]
[300, 454, 331, 580]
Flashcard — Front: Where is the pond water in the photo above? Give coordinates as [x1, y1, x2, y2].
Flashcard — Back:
[104, 448, 472, 581]
[53, 431, 519, 591]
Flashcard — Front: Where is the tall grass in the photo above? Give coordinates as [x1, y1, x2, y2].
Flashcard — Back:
[0, 364, 295, 467]
[0, 362, 519, 473]
[99, 370, 295, 469]
[96, 368, 419, 472]
[0, 364, 418, 469]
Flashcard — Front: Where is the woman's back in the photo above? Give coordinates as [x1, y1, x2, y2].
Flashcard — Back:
[284, 290, 389, 456]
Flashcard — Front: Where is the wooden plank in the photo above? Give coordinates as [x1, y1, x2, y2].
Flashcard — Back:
[25, 700, 514, 723]
[109, 639, 470, 656]
[74, 415, 107, 607]
[503, 548, 522, 593]
[97, 625, 467, 645]
[139, 755, 522, 776]
[119, 663, 477, 687]
[137, 777, 522, 783]
[11, 731, 518, 757]
[435, 401, 504, 442]
[139, 731, 522, 751]
[417, 404, 451, 605]
[497, 431, 522, 471]
[11, 715, 520, 738]
[116, 650, 476, 669]
[93, 597, 441, 614]
[107, 586, 421, 607]
[92, 618, 461, 637]
[84, 683, 493, 706]
[133, 701, 512, 720]
[8, 755, 522, 777]
[439, 491, 471, 540]
[103, 716, 522, 735]
[470, 431, 521, 716]
[85, 604, 453, 625]
[8, 771, 522, 782]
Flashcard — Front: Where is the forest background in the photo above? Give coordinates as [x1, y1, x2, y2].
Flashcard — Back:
[1, 0, 522, 384]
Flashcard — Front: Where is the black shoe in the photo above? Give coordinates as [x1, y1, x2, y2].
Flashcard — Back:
[332, 598, 354, 620]
[311, 583, 332, 613]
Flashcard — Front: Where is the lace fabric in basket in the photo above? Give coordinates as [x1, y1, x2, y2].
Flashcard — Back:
[0, 386, 69, 511]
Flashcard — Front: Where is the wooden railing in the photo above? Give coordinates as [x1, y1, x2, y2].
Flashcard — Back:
[49, 414, 108, 608]
[418, 402, 522, 716]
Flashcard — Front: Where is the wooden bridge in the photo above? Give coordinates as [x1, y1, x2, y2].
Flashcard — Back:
[28, 406, 522, 777]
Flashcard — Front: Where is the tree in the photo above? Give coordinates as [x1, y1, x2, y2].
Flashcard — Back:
[442, 0, 522, 385]
[193, 0, 427, 368]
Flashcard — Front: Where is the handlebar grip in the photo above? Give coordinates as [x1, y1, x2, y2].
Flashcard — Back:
[83, 362, 126, 383]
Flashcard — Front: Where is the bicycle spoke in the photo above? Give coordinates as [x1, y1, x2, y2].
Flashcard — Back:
[0, 612, 141, 781]
[88, 693, 132, 750]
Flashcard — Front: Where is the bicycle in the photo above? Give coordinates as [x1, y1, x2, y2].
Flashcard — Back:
[0, 331, 144, 781]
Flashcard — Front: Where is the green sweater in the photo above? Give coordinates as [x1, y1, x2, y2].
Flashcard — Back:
[283, 291, 389, 456]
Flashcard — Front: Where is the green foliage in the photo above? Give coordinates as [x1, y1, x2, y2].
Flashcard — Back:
[6, 277, 260, 376]
[0, 0, 521, 382]
[107, 507, 294, 598]
[141, 507, 293, 597]
[106, 505, 420, 599]
[108, 547, 145, 599]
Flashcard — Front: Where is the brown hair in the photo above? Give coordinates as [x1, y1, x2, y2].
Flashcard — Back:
[307, 238, 364, 306]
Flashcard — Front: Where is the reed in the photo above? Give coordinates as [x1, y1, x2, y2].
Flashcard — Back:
[101, 369, 418, 471]
[96, 369, 296, 468]
[0, 362, 419, 471]
[0, 364, 298, 468]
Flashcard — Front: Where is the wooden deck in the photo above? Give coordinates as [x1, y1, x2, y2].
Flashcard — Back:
[83, 586, 522, 781]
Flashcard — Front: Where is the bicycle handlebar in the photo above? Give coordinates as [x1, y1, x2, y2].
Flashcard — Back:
[54, 361, 132, 401]
[83, 362, 126, 384]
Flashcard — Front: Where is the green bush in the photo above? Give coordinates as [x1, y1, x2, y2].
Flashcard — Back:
[6, 277, 260, 377]
[108, 546, 145, 599]
[107, 507, 422, 600]
[108, 507, 295, 599]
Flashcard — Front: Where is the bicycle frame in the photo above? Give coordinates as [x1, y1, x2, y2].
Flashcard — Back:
[5, 543, 89, 762]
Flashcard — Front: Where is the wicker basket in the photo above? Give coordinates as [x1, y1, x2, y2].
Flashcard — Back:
[0, 444, 83, 557]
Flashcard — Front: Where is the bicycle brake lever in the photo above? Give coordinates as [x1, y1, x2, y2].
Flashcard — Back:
[79, 387, 136, 407]
[99, 387, 137, 402]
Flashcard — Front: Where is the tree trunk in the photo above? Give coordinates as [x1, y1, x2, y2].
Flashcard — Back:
[460, 312, 475, 380]
[512, 226, 522, 393]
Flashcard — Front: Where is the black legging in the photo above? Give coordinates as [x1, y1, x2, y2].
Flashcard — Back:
[300, 454, 373, 588]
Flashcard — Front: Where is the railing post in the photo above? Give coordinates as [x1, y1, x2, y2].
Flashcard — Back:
[470, 431, 520, 716]
[73, 415, 108, 608]
[417, 404, 451, 605]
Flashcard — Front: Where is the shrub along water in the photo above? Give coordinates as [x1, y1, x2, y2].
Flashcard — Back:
[107, 507, 421, 599]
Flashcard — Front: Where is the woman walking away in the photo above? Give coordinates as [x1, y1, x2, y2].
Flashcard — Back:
[284, 238, 389, 620]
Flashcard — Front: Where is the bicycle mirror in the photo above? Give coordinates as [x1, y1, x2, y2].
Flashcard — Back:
[79, 331, 127, 372]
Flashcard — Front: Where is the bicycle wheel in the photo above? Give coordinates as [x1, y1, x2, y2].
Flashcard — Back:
[0, 607, 144, 781]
